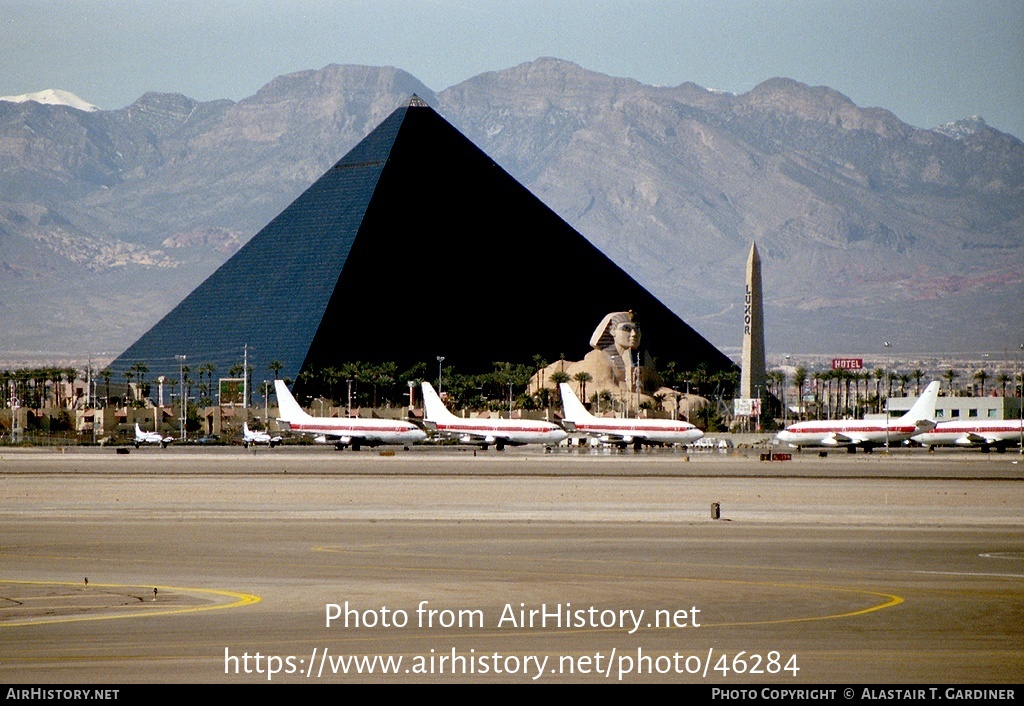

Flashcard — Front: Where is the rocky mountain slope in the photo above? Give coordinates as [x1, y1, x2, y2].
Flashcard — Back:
[1, 59, 1020, 360]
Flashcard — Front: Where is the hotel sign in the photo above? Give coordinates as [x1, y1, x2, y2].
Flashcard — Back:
[831, 358, 863, 370]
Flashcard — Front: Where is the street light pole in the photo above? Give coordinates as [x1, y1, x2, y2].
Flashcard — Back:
[176, 354, 186, 442]
[783, 354, 790, 428]
[884, 341, 891, 452]
[436, 356, 445, 395]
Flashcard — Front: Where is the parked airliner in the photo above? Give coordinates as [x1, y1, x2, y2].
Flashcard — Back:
[421, 381, 567, 450]
[242, 422, 282, 448]
[559, 383, 703, 450]
[134, 423, 174, 449]
[275, 380, 426, 450]
[913, 419, 1023, 452]
[776, 380, 940, 452]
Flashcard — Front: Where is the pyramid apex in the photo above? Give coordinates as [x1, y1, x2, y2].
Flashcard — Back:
[408, 94, 429, 108]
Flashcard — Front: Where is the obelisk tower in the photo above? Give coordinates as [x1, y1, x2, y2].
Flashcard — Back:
[740, 242, 766, 399]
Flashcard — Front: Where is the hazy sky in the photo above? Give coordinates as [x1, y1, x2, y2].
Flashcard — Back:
[2, 0, 1022, 138]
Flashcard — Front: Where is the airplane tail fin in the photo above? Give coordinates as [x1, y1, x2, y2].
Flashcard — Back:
[898, 380, 940, 423]
[559, 383, 594, 422]
[274, 380, 312, 422]
[420, 382, 459, 423]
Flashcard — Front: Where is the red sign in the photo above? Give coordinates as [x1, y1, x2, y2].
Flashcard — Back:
[832, 358, 863, 370]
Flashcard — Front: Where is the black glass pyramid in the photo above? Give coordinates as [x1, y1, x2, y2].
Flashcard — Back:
[110, 97, 733, 396]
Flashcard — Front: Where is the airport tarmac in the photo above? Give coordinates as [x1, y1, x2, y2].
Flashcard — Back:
[1, 446, 1021, 684]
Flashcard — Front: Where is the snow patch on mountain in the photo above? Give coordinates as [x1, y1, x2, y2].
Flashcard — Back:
[933, 115, 988, 139]
[0, 89, 99, 112]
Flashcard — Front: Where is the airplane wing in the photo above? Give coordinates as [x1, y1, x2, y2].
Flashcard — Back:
[593, 432, 636, 444]
[820, 432, 855, 446]
[311, 433, 351, 443]
[452, 432, 524, 447]
[956, 432, 995, 446]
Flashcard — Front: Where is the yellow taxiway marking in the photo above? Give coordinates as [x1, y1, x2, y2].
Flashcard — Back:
[0, 580, 259, 627]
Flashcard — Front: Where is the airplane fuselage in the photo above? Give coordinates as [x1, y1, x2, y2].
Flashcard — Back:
[568, 418, 704, 446]
[281, 420, 426, 446]
[777, 380, 941, 452]
[134, 424, 173, 448]
[913, 420, 1023, 449]
[430, 420, 567, 447]
[776, 421, 930, 449]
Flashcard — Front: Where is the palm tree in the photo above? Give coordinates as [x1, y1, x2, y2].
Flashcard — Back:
[809, 370, 822, 419]
[861, 370, 875, 415]
[573, 371, 593, 404]
[550, 371, 571, 406]
[196, 363, 214, 406]
[130, 363, 149, 392]
[122, 370, 137, 405]
[790, 362, 806, 418]
[840, 369, 854, 416]
[874, 368, 886, 413]
[850, 370, 862, 416]
[911, 369, 925, 396]
[531, 354, 547, 394]
[942, 369, 959, 396]
[996, 372, 1011, 397]
[973, 369, 989, 396]
[100, 368, 112, 407]
[268, 360, 284, 380]
[370, 361, 397, 408]
[47, 367, 63, 408]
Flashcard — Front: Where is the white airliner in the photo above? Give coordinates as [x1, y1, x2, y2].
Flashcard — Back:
[776, 380, 940, 452]
[274, 380, 426, 450]
[242, 422, 283, 448]
[559, 383, 704, 450]
[134, 423, 174, 449]
[912, 419, 1023, 452]
[421, 381, 568, 450]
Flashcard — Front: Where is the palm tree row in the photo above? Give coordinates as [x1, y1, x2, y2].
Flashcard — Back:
[780, 367, 927, 420]
[656, 361, 739, 398]
[295, 360, 548, 413]
[0, 366, 81, 409]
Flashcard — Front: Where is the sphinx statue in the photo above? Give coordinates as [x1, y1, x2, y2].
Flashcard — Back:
[530, 311, 641, 401]
[529, 310, 707, 419]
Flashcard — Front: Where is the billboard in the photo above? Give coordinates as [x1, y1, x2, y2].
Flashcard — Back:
[733, 398, 762, 417]
[219, 378, 244, 405]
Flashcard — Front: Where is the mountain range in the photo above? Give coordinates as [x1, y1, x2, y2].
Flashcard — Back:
[1, 58, 1021, 363]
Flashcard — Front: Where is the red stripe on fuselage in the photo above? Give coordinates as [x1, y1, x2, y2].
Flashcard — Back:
[291, 423, 415, 434]
[436, 424, 557, 433]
